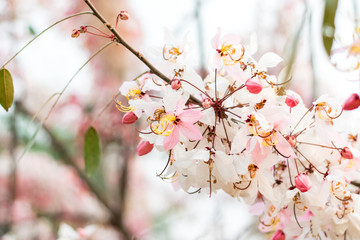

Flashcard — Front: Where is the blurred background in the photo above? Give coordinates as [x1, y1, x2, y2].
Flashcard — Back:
[0, 0, 360, 239]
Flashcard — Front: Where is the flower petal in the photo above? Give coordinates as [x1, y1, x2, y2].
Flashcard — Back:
[178, 122, 202, 141]
[178, 109, 204, 124]
[164, 127, 180, 150]
[275, 132, 296, 159]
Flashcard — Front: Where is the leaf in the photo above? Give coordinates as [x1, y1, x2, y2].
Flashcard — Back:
[0, 68, 14, 112]
[322, 0, 338, 56]
[84, 126, 100, 175]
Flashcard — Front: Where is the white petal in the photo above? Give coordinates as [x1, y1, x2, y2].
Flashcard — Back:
[258, 52, 283, 69]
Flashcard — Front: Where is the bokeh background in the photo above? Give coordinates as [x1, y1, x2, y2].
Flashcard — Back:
[0, 0, 360, 239]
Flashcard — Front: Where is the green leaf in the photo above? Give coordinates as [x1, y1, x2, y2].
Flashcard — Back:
[0, 68, 14, 112]
[322, 0, 338, 56]
[84, 126, 100, 175]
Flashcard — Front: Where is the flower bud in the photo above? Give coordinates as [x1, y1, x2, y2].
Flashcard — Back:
[295, 173, 311, 193]
[245, 78, 262, 94]
[119, 11, 130, 21]
[341, 147, 353, 159]
[285, 95, 299, 108]
[171, 79, 182, 90]
[79, 26, 87, 33]
[136, 140, 154, 156]
[202, 98, 212, 108]
[122, 111, 138, 124]
[287, 135, 297, 147]
[71, 29, 80, 38]
[343, 93, 360, 111]
[271, 230, 285, 240]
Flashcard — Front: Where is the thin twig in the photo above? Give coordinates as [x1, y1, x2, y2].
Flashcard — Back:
[82, 0, 202, 105]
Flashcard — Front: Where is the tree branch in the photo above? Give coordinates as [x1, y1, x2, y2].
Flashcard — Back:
[83, 0, 202, 105]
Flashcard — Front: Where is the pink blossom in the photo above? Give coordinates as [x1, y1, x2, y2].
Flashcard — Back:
[295, 173, 311, 192]
[245, 77, 262, 94]
[163, 98, 203, 150]
[136, 140, 154, 156]
[343, 93, 360, 110]
[285, 94, 299, 108]
[122, 111, 138, 124]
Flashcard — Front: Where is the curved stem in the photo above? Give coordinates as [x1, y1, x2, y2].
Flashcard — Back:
[1, 11, 93, 69]
[82, 0, 201, 105]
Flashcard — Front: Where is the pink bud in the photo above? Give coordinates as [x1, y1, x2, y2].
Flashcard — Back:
[287, 135, 297, 147]
[171, 79, 182, 90]
[295, 173, 311, 193]
[202, 98, 212, 108]
[122, 111, 138, 124]
[119, 11, 130, 20]
[245, 78, 263, 94]
[271, 230, 285, 240]
[343, 93, 360, 111]
[136, 140, 154, 156]
[285, 95, 299, 108]
[341, 147, 353, 159]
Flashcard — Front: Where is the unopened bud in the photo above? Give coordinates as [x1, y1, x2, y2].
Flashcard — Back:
[136, 140, 154, 156]
[295, 173, 311, 193]
[287, 135, 297, 147]
[343, 93, 360, 111]
[71, 29, 80, 38]
[122, 111, 138, 124]
[79, 26, 87, 33]
[245, 77, 263, 94]
[285, 95, 299, 108]
[202, 98, 212, 108]
[171, 79, 182, 90]
[119, 11, 129, 21]
[271, 230, 285, 240]
[341, 147, 353, 159]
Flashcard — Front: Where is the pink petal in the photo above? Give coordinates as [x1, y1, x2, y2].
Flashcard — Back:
[211, 28, 221, 49]
[175, 98, 185, 115]
[178, 109, 204, 124]
[178, 122, 202, 141]
[251, 141, 269, 165]
[275, 132, 296, 159]
[164, 127, 180, 150]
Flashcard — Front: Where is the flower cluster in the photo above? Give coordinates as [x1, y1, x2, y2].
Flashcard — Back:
[117, 29, 360, 239]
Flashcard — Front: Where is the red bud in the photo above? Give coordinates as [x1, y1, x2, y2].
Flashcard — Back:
[122, 111, 138, 124]
[295, 173, 311, 192]
[171, 79, 182, 90]
[136, 140, 154, 156]
[271, 230, 285, 240]
[343, 93, 360, 111]
[285, 95, 299, 108]
[341, 147, 353, 159]
[245, 78, 263, 94]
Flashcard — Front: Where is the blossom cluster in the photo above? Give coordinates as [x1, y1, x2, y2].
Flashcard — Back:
[117, 29, 360, 239]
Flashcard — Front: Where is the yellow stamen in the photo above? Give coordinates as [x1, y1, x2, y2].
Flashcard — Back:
[151, 113, 177, 136]
[115, 100, 135, 112]
[126, 87, 142, 100]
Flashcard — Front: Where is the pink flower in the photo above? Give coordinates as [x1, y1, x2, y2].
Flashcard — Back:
[295, 173, 311, 192]
[343, 93, 360, 110]
[122, 111, 138, 124]
[245, 77, 262, 94]
[271, 230, 285, 240]
[136, 140, 154, 156]
[341, 147, 353, 159]
[159, 98, 203, 150]
[285, 95, 299, 108]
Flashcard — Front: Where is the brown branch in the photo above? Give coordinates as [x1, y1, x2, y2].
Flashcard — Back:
[83, 0, 202, 105]
[16, 102, 131, 240]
